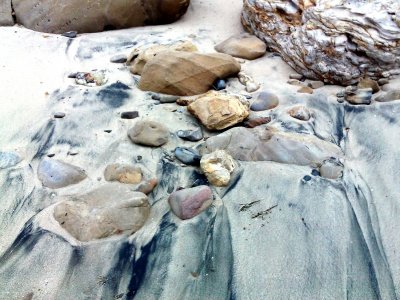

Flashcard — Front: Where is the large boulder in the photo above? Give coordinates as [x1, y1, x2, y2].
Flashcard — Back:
[242, 0, 400, 85]
[187, 91, 249, 130]
[0, 0, 13, 26]
[53, 184, 150, 242]
[139, 51, 241, 96]
[12, 0, 190, 33]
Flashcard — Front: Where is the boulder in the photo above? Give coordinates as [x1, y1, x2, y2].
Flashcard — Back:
[0, 0, 13, 26]
[200, 150, 236, 187]
[37, 158, 87, 189]
[215, 33, 266, 60]
[129, 41, 197, 75]
[242, 0, 400, 85]
[139, 51, 241, 96]
[104, 163, 142, 184]
[201, 127, 343, 167]
[168, 185, 213, 220]
[128, 120, 169, 147]
[187, 91, 249, 130]
[12, 0, 190, 33]
[53, 184, 150, 242]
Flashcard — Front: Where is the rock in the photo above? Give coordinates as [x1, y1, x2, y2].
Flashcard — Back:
[246, 81, 260, 93]
[0, 0, 13, 26]
[129, 41, 197, 75]
[213, 79, 226, 91]
[176, 96, 196, 106]
[346, 88, 372, 105]
[243, 117, 271, 128]
[375, 90, 400, 102]
[378, 78, 390, 86]
[201, 127, 343, 167]
[308, 81, 324, 89]
[139, 51, 241, 96]
[37, 158, 87, 189]
[13, 0, 190, 33]
[287, 79, 304, 86]
[297, 86, 314, 94]
[128, 120, 169, 147]
[135, 178, 158, 195]
[0, 152, 22, 169]
[358, 78, 380, 94]
[250, 91, 279, 111]
[104, 163, 142, 184]
[200, 150, 236, 187]
[177, 128, 203, 142]
[168, 185, 213, 220]
[319, 159, 344, 180]
[53, 184, 150, 242]
[110, 54, 128, 64]
[174, 147, 201, 166]
[54, 112, 66, 119]
[187, 91, 249, 131]
[242, 0, 400, 85]
[61, 31, 77, 38]
[288, 106, 311, 121]
[75, 71, 107, 87]
[157, 94, 180, 104]
[214, 33, 266, 60]
[289, 74, 303, 80]
[121, 111, 139, 119]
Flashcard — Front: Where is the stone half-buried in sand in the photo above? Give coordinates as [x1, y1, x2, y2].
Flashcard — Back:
[138, 51, 241, 96]
[168, 185, 213, 220]
[11, 0, 191, 33]
[53, 184, 150, 242]
[187, 91, 250, 130]
[215, 33, 267, 60]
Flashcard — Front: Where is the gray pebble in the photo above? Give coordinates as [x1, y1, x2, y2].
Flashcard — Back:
[110, 54, 128, 63]
[177, 128, 203, 142]
[175, 147, 201, 166]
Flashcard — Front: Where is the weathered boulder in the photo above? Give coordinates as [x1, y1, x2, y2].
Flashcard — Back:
[128, 120, 169, 147]
[129, 41, 197, 75]
[53, 184, 150, 242]
[104, 163, 142, 184]
[12, 0, 191, 33]
[0, 0, 13, 26]
[139, 51, 241, 96]
[242, 0, 400, 85]
[200, 150, 236, 187]
[215, 33, 266, 60]
[201, 127, 343, 167]
[168, 186, 213, 220]
[187, 91, 249, 130]
[37, 158, 87, 189]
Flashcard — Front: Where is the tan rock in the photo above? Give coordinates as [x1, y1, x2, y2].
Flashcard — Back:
[129, 41, 198, 75]
[187, 91, 249, 131]
[13, 0, 190, 33]
[139, 51, 241, 96]
[215, 33, 266, 60]
[104, 163, 142, 184]
[357, 78, 380, 94]
[200, 150, 236, 187]
[298, 86, 314, 94]
[128, 120, 169, 147]
[53, 184, 150, 242]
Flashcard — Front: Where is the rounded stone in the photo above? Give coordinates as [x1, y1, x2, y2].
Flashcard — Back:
[177, 127, 203, 142]
[128, 120, 169, 147]
[250, 91, 279, 111]
[288, 106, 312, 121]
[174, 147, 201, 166]
[104, 163, 142, 184]
[168, 185, 213, 220]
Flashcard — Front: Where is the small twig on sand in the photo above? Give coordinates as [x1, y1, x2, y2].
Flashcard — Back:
[239, 200, 261, 212]
[251, 205, 278, 219]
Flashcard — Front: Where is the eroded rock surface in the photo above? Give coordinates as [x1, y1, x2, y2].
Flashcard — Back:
[53, 184, 150, 242]
[200, 150, 236, 187]
[12, 0, 191, 33]
[0, 0, 13, 26]
[139, 51, 241, 96]
[242, 0, 400, 85]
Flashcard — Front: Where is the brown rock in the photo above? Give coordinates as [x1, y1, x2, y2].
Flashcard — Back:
[129, 41, 197, 75]
[104, 164, 142, 184]
[357, 78, 380, 94]
[215, 33, 266, 60]
[187, 91, 249, 131]
[297, 86, 314, 94]
[244, 117, 271, 128]
[128, 120, 169, 147]
[13, 0, 190, 33]
[135, 178, 158, 195]
[139, 51, 241, 96]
